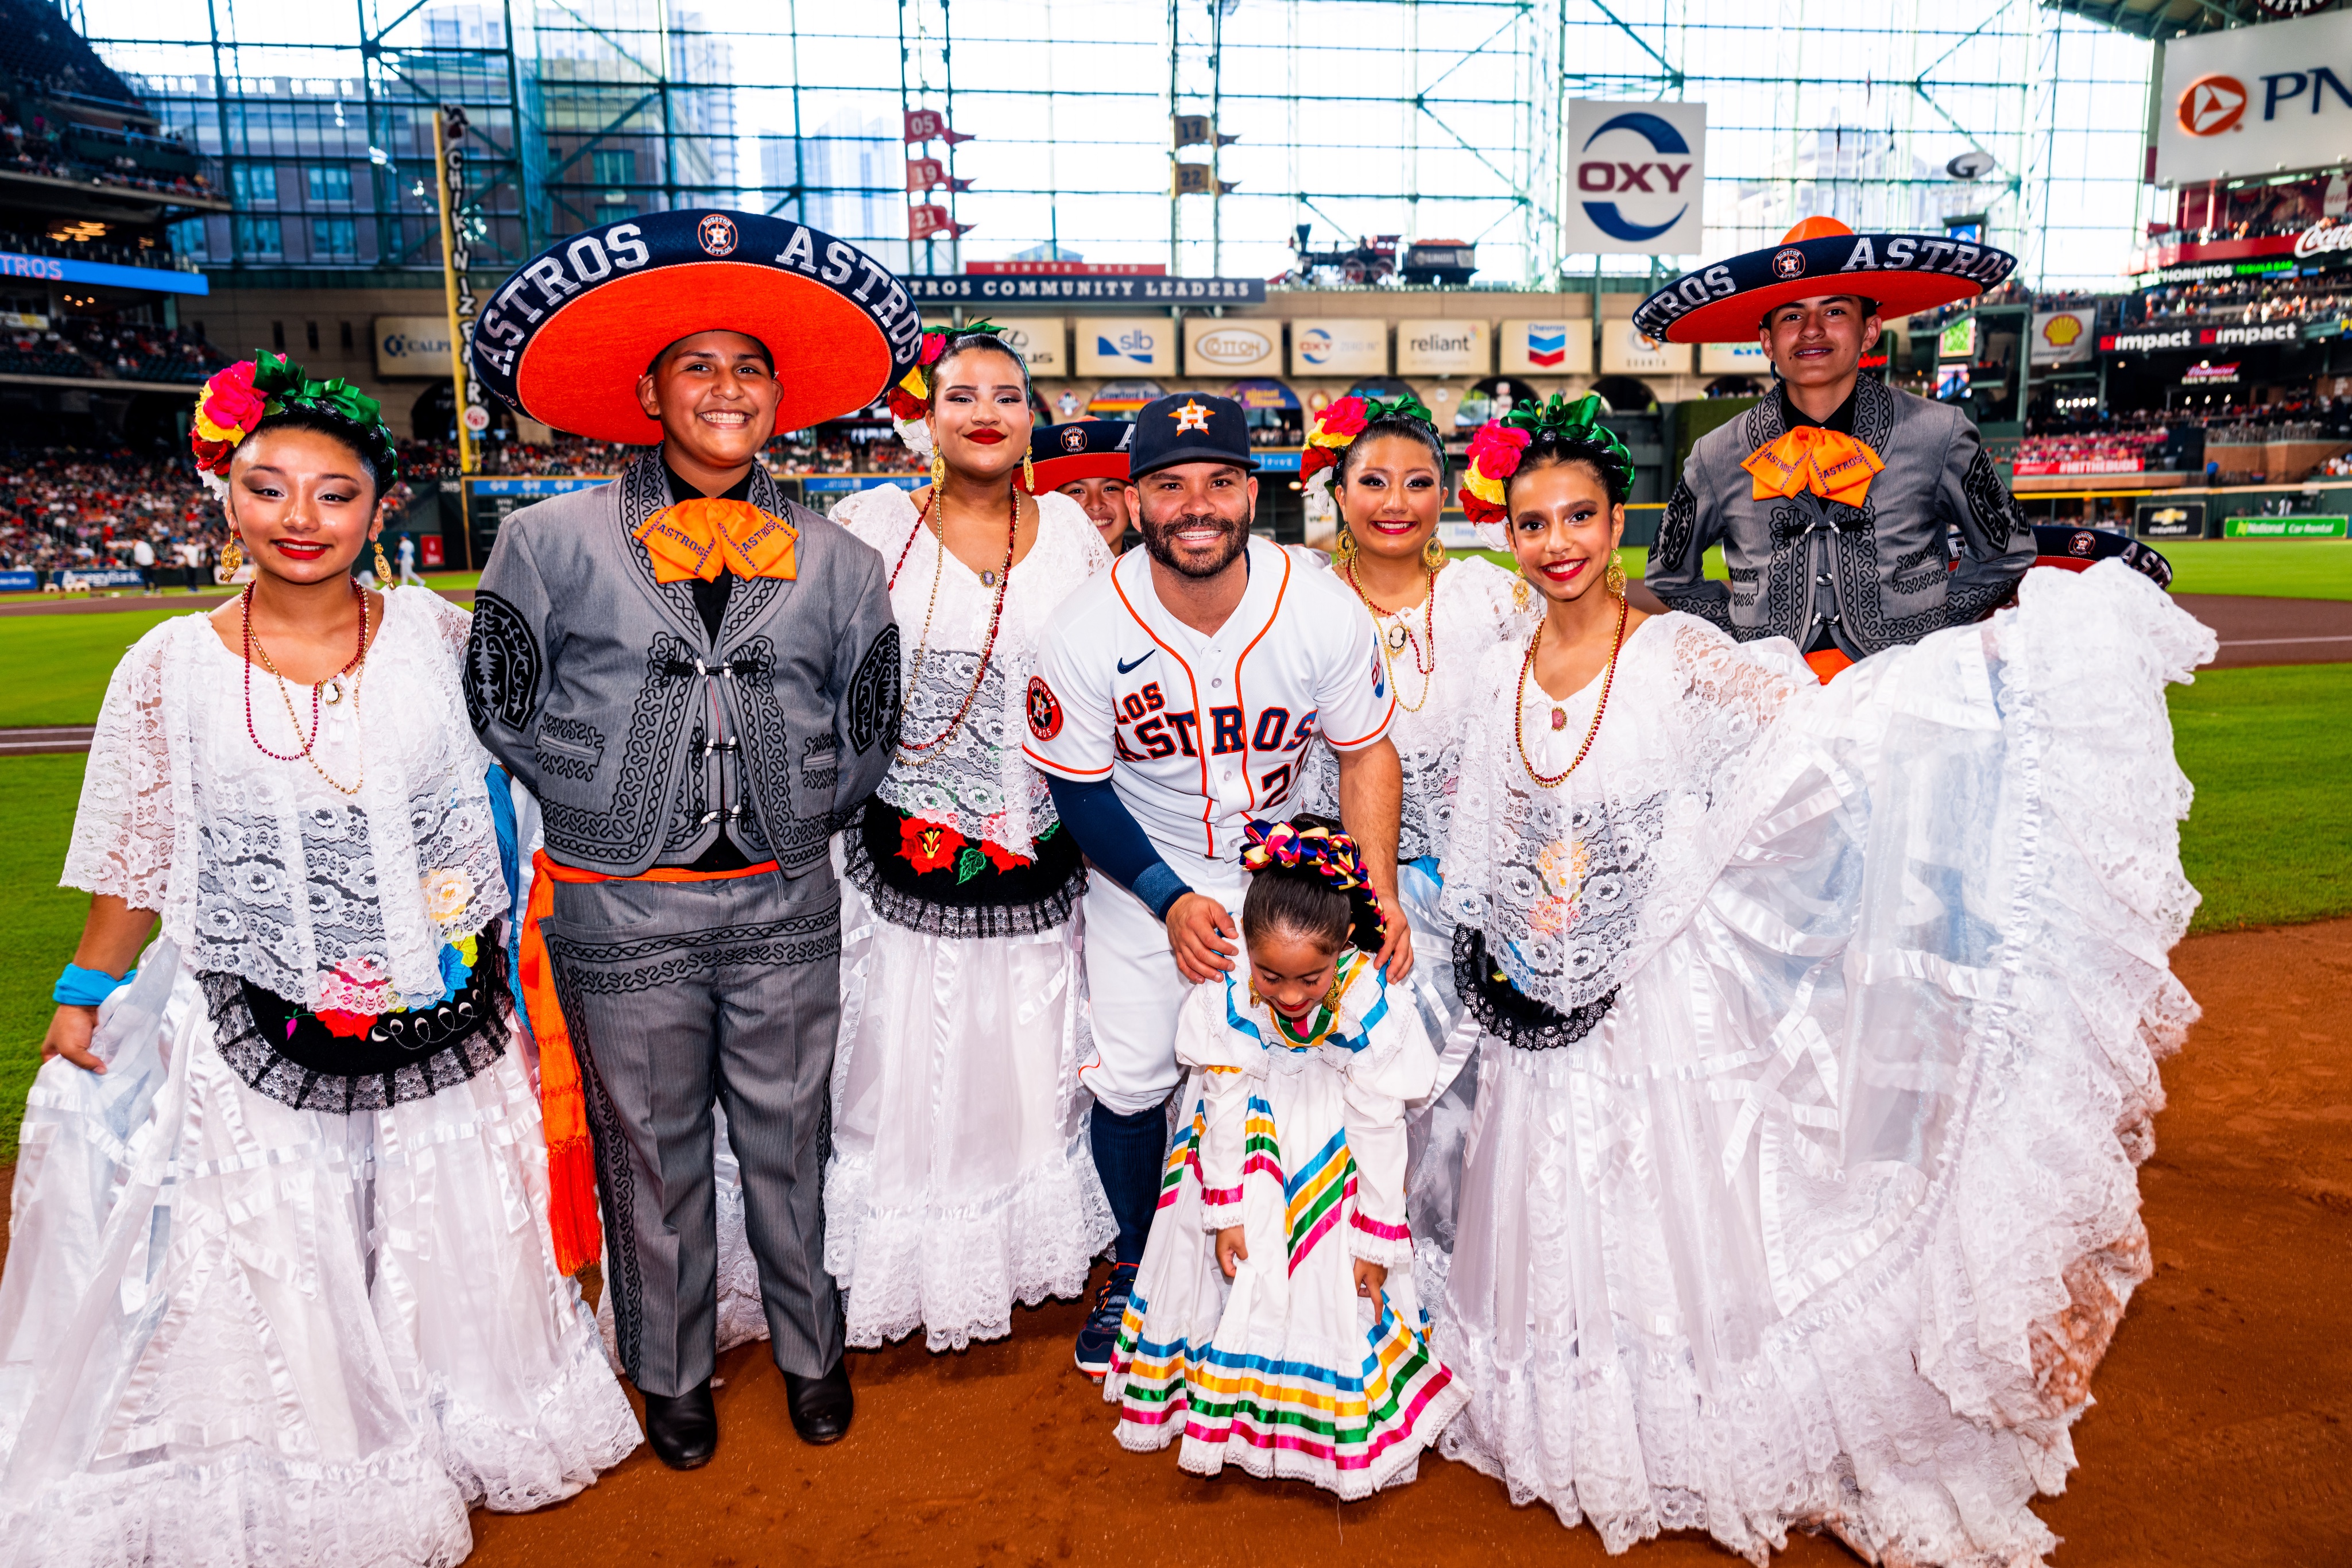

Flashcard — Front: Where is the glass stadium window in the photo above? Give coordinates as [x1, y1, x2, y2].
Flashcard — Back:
[230, 165, 277, 208]
[233, 216, 283, 260]
[311, 217, 357, 260]
[592, 150, 635, 187]
[306, 166, 353, 203]
[165, 218, 207, 263]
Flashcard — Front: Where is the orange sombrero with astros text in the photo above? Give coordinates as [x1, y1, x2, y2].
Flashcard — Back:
[470, 210, 923, 443]
[1633, 216, 2017, 345]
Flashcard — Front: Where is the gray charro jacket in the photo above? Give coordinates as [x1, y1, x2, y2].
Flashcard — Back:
[1647, 375, 2033, 658]
[465, 450, 900, 878]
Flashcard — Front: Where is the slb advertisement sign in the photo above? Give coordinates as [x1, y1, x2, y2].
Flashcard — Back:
[1077, 318, 1171, 377]
[1561, 100, 1707, 255]
[2156, 11, 2352, 185]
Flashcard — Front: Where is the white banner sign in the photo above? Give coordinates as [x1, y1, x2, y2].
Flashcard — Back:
[1697, 340, 1771, 375]
[992, 318, 1065, 377]
[1498, 318, 1592, 375]
[1562, 100, 1707, 256]
[374, 316, 455, 379]
[1183, 317, 1282, 375]
[2156, 12, 2352, 186]
[1076, 318, 1171, 377]
[1600, 320, 1691, 375]
[1395, 319, 1490, 377]
[1287, 318, 1388, 378]
[2030, 309, 2096, 366]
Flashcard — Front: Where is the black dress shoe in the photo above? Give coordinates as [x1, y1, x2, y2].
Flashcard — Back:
[642, 1380, 718, 1469]
[781, 1357, 853, 1445]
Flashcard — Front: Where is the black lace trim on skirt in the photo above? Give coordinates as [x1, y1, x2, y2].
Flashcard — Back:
[1452, 926, 1615, 1052]
[844, 798, 1084, 939]
[203, 927, 511, 1115]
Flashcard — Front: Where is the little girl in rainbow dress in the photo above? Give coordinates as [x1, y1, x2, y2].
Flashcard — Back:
[1103, 818, 1467, 1500]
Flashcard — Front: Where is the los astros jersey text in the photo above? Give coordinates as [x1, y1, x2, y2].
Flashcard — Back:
[1024, 535, 1392, 862]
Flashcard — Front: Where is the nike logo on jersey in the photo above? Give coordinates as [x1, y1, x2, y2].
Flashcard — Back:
[1116, 652, 1154, 674]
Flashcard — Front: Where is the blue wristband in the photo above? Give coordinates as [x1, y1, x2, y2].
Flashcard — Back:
[55, 962, 134, 1007]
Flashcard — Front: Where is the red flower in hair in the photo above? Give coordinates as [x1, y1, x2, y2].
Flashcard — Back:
[200, 360, 265, 436]
[1315, 396, 1368, 440]
[887, 384, 928, 421]
[191, 435, 234, 477]
[1458, 487, 1509, 526]
[1467, 421, 1531, 481]
[899, 816, 966, 874]
[1301, 444, 1339, 479]
[918, 328, 951, 368]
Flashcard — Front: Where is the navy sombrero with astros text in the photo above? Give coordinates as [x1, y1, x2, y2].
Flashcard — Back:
[471, 209, 923, 443]
[1028, 419, 1134, 492]
[1633, 216, 2018, 345]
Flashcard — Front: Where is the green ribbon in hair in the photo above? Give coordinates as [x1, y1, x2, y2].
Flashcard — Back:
[252, 351, 401, 482]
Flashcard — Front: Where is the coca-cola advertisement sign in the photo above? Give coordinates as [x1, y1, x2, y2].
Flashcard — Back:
[2295, 219, 2352, 261]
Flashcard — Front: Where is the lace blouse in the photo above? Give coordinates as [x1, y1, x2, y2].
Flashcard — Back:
[1440, 611, 1806, 1019]
[63, 589, 508, 1013]
[1299, 556, 1531, 863]
[831, 485, 1113, 856]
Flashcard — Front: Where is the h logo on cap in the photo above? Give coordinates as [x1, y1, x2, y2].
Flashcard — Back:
[1060, 425, 1088, 452]
[1173, 398, 1212, 433]
[698, 214, 739, 257]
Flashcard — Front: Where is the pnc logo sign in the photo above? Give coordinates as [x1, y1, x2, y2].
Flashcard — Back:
[2178, 74, 2248, 135]
[1575, 111, 1695, 243]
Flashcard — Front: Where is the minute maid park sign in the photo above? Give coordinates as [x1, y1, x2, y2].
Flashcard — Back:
[2156, 10, 2352, 185]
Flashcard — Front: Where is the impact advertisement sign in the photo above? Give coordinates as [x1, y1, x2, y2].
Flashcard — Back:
[2156, 11, 2352, 185]
[1561, 100, 1707, 256]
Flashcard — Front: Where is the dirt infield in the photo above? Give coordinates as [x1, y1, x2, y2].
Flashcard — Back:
[448, 919, 2352, 1568]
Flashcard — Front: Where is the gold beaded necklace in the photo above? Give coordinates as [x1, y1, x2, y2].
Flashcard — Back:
[1514, 591, 1627, 789]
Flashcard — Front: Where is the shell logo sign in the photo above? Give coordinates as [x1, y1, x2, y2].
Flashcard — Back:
[2041, 313, 2083, 349]
[2177, 74, 2249, 136]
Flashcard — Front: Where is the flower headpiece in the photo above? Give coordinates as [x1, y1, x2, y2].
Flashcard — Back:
[191, 353, 399, 500]
[885, 319, 1009, 462]
[1240, 818, 1390, 947]
[1457, 392, 1633, 544]
[1301, 392, 1438, 485]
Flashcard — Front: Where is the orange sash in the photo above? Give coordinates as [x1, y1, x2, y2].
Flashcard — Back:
[1804, 647, 1855, 684]
[520, 847, 780, 1275]
[1742, 427, 1886, 509]
[632, 498, 799, 584]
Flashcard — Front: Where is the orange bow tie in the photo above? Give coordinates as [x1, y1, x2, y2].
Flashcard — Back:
[633, 498, 799, 584]
[1742, 427, 1886, 509]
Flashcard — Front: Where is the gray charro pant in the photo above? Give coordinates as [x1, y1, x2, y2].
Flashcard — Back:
[543, 868, 843, 1394]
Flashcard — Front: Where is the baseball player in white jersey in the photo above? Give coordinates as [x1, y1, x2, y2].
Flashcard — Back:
[1023, 390, 1407, 1376]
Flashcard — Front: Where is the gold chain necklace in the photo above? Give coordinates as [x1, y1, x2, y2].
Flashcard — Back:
[893, 485, 1019, 769]
[247, 590, 377, 797]
[1343, 560, 1438, 714]
[1515, 592, 1627, 789]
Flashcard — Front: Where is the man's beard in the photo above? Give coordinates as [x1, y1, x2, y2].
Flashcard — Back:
[1139, 509, 1249, 579]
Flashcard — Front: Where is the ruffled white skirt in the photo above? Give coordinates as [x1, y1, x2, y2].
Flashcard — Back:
[1434, 563, 2214, 1566]
[819, 866, 1115, 1352]
[0, 951, 641, 1568]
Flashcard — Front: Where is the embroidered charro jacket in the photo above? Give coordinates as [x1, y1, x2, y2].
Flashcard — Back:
[1647, 377, 2033, 658]
[464, 450, 900, 878]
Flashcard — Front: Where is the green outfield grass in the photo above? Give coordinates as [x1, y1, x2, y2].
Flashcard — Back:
[0, 660, 2341, 1163]
[0, 609, 196, 727]
[2140, 539, 2352, 600]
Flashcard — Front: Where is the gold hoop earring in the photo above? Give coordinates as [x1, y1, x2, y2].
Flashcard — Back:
[1333, 528, 1358, 564]
[220, 532, 243, 578]
[1022, 450, 1036, 494]
[1422, 535, 1448, 572]
[1605, 551, 1627, 598]
[930, 452, 947, 493]
[375, 537, 394, 586]
[1511, 574, 1532, 613]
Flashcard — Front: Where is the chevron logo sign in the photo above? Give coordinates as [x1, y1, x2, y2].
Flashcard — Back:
[1526, 324, 1568, 367]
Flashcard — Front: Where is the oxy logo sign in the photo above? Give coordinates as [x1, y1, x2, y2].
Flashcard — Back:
[2178, 74, 2249, 135]
[1563, 100, 1706, 256]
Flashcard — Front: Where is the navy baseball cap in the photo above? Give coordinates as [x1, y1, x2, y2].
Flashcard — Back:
[1128, 392, 1259, 481]
[1029, 419, 1134, 491]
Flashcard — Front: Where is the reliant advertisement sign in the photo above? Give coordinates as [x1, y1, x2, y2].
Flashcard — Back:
[2155, 11, 2352, 185]
[1287, 319, 1388, 378]
[1394, 319, 1490, 377]
[1498, 318, 1592, 375]
[1560, 100, 1707, 256]
[1182, 317, 1282, 375]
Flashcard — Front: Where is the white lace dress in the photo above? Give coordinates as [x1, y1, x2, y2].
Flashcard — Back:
[1432, 562, 2215, 1565]
[0, 591, 639, 1568]
[1298, 555, 1533, 1295]
[813, 484, 1118, 1352]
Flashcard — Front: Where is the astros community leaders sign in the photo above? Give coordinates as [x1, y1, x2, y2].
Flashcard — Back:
[2156, 10, 2352, 186]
